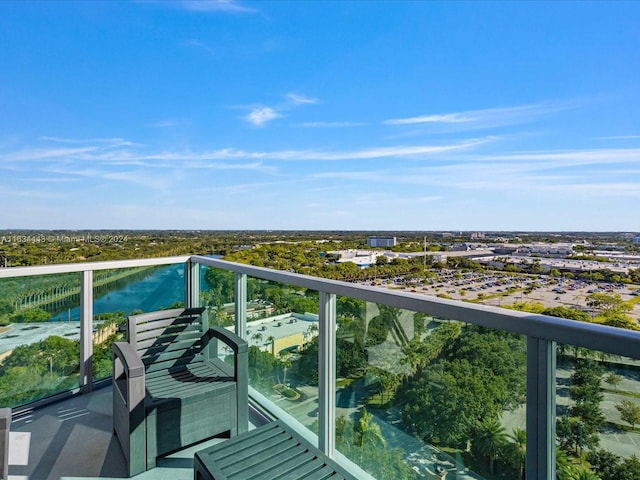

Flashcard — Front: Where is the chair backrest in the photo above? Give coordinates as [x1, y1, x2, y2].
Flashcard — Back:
[127, 307, 208, 373]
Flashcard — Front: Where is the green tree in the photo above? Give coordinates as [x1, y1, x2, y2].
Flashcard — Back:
[586, 292, 630, 314]
[505, 428, 526, 480]
[10, 307, 51, 322]
[247, 345, 279, 391]
[543, 306, 591, 322]
[556, 446, 574, 480]
[602, 313, 639, 331]
[403, 358, 504, 446]
[617, 455, 640, 480]
[402, 326, 525, 447]
[604, 372, 622, 391]
[615, 399, 640, 430]
[588, 449, 621, 480]
[0, 299, 14, 316]
[557, 416, 600, 456]
[473, 417, 507, 474]
[569, 467, 601, 480]
[354, 408, 386, 450]
[568, 357, 605, 445]
[278, 349, 292, 385]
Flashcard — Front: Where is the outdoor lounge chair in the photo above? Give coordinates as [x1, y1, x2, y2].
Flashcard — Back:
[112, 307, 248, 477]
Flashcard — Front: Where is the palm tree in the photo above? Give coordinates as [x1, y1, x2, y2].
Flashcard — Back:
[279, 350, 292, 385]
[569, 467, 600, 480]
[473, 418, 507, 474]
[336, 415, 349, 448]
[354, 408, 385, 461]
[251, 332, 263, 343]
[556, 447, 574, 480]
[506, 428, 526, 480]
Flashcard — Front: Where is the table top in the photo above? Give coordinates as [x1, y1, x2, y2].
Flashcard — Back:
[194, 420, 356, 480]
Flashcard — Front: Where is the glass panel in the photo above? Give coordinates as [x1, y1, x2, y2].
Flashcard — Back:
[336, 298, 527, 480]
[200, 266, 236, 327]
[556, 345, 640, 480]
[244, 276, 319, 434]
[91, 264, 186, 381]
[0, 273, 81, 407]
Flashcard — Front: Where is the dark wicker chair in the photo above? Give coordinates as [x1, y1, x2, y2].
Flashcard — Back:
[112, 307, 248, 477]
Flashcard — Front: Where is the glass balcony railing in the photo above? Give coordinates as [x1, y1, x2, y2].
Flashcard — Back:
[0, 272, 82, 407]
[1, 255, 640, 480]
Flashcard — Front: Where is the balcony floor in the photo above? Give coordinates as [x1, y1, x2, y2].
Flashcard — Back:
[7, 386, 232, 480]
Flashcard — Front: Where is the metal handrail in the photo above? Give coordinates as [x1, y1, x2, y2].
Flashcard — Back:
[191, 255, 640, 359]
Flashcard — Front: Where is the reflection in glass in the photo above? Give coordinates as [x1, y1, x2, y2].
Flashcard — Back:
[335, 298, 527, 479]
[556, 345, 640, 479]
[0, 274, 82, 406]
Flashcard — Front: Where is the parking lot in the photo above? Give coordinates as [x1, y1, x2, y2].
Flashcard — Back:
[376, 269, 640, 324]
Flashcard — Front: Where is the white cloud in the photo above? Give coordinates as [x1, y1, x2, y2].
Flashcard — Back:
[385, 113, 475, 125]
[595, 135, 640, 140]
[285, 93, 318, 105]
[295, 121, 365, 128]
[384, 102, 573, 129]
[184, 39, 216, 56]
[244, 107, 282, 127]
[468, 148, 640, 167]
[2, 147, 98, 162]
[39, 136, 135, 147]
[181, 0, 257, 14]
[145, 119, 183, 128]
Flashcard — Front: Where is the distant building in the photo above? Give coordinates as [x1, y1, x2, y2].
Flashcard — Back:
[367, 236, 396, 247]
[634, 236, 640, 244]
[244, 313, 319, 358]
[328, 249, 386, 268]
[470, 232, 485, 240]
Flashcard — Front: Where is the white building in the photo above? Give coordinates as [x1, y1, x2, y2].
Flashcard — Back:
[367, 236, 396, 247]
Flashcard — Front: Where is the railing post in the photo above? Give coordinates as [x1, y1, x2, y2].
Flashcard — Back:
[527, 337, 556, 480]
[318, 291, 336, 456]
[0, 408, 9, 480]
[185, 260, 200, 308]
[235, 273, 247, 339]
[80, 270, 93, 393]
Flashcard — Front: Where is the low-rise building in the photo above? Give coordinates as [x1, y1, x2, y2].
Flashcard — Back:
[367, 236, 396, 247]
[244, 312, 319, 357]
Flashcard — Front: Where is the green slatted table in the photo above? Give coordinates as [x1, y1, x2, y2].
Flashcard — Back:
[194, 420, 357, 480]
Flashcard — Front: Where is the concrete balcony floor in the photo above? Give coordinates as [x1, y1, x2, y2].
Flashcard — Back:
[7, 386, 233, 480]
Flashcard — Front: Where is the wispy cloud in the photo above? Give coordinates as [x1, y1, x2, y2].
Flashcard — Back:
[183, 39, 217, 56]
[240, 92, 318, 127]
[285, 93, 318, 105]
[3, 147, 99, 162]
[384, 102, 573, 129]
[244, 107, 282, 127]
[385, 113, 474, 125]
[181, 0, 257, 14]
[292, 141, 487, 161]
[295, 121, 366, 128]
[595, 135, 640, 140]
[468, 148, 640, 166]
[145, 119, 184, 128]
[2, 137, 491, 165]
[39, 136, 136, 147]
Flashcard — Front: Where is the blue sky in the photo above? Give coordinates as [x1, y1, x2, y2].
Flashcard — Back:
[1, 1, 639, 231]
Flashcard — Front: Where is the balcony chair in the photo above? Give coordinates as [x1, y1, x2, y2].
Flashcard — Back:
[112, 307, 248, 477]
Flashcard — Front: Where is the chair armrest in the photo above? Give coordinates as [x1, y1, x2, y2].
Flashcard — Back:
[205, 327, 249, 435]
[205, 327, 248, 354]
[113, 342, 145, 378]
[112, 342, 146, 477]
